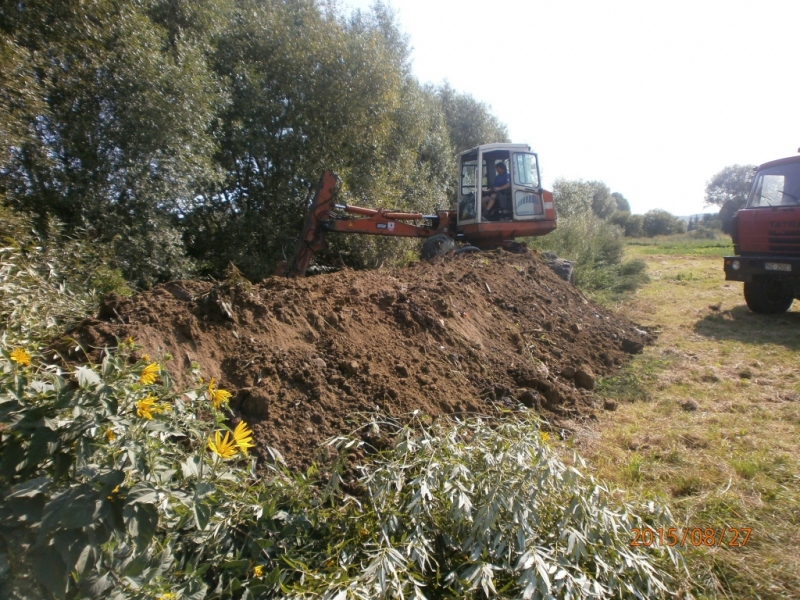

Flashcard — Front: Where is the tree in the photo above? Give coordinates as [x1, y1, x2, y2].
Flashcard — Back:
[589, 181, 616, 219]
[643, 209, 686, 237]
[705, 164, 756, 234]
[437, 82, 509, 154]
[624, 214, 644, 237]
[611, 191, 630, 213]
[0, 0, 225, 286]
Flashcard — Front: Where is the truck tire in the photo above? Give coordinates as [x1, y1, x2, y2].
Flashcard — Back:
[421, 234, 455, 260]
[743, 276, 794, 314]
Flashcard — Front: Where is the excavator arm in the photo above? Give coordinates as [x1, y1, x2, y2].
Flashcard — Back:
[282, 171, 453, 277]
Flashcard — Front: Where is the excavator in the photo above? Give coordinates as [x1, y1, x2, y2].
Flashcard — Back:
[281, 143, 557, 277]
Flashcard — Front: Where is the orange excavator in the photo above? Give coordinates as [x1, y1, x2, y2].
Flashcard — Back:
[282, 143, 557, 277]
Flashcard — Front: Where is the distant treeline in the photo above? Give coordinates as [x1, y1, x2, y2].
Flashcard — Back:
[0, 0, 508, 286]
[551, 179, 695, 237]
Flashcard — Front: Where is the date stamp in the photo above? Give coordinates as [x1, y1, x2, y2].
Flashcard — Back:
[630, 527, 751, 548]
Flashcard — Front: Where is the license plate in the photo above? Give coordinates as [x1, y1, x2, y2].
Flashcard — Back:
[765, 262, 791, 272]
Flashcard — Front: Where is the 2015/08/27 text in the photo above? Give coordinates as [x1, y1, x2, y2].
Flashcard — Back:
[630, 527, 751, 548]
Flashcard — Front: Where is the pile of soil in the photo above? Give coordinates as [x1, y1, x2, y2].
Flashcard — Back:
[65, 250, 650, 469]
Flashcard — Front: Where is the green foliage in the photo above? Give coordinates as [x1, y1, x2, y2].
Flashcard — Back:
[437, 82, 510, 154]
[624, 214, 644, 237]
[705, 164, 756, 234]
[704, 164, 756, 207]
[611, 191, 630, 213]
[642, 209, 687, 237]
[0, 208, 131, 347]
[0, 356, 682, 600]
[589, 181, 616, 219]
[1, 0, 223, 285]
[530, 211, 650, 298]
[2, 0, 509, 283]
[553, 179, 625, 221]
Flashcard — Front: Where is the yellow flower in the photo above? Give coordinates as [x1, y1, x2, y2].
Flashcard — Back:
[540, 431, 550, 443]
[105, 429, 116, 442]
[142, 353, 150, 363]
[208, 430, 237, 459]
[211, 388, 231, 409]
[9, 348, 31, 366]
[106, 485, 121, 501]
[158, 594, 176, 600]
[124, 336, 135, 345]
[232, 421, 255, 455]
[139, 362, 159, 385]
[252, 565, 263, 578]
[207, 377, 232, 409]
[136, 395, 160, 420]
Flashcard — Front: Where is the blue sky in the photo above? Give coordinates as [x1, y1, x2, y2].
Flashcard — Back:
[342, 0, 800, 215]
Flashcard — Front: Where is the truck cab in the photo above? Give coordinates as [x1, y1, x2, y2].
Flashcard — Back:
[724, 154, 800, 313]
[456, 143, 556, 248]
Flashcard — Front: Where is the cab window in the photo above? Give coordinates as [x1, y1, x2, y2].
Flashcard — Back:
[513, 153, 540, 188]
[748, 163, 800, 207]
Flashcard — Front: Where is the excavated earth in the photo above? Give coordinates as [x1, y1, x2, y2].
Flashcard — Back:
[64, 250, 651, 469]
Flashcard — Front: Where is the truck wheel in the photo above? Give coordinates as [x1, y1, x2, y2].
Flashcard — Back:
[743, 276, 794, 314]
[421, 234, 455, 260]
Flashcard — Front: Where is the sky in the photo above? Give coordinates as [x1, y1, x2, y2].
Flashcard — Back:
[341, 0, 800, 216]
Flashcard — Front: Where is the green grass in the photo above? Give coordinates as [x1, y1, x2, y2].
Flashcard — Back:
[567, 235, 800, 599]
[626, 233, 734, 256]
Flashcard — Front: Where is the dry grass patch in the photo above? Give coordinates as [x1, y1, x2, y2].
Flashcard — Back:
[567, 240, 800, 599]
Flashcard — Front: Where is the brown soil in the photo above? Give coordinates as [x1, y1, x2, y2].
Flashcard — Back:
[64, 250, 651, 469]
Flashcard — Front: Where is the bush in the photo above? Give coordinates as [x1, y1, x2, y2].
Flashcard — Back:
[643, 210, 686, 237]
[0, 208, 132, 347]
[529, 212, 649, 298]
[624, 214, 644, 237]
[531, 212, 623, 268]
[0, 354, 682, 599]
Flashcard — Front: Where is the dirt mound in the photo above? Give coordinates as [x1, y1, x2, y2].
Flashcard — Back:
[65, 250, 650, 468]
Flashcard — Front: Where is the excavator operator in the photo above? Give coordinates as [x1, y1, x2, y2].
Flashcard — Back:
[482, 162, 511, 219]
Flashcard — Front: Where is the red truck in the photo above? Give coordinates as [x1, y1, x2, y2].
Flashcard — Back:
[724, 153, 800, 313]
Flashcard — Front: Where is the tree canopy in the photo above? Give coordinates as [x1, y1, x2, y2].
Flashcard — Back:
[705, 164, 756, 234]
[0, 0, 508, 285]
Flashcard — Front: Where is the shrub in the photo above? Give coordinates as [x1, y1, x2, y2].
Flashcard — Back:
[528, 212, 649, 298]
[0, 353, 682, 600]
[531, 212, 623, 268]
[624, 214, 644, 238]
[642, 210, 686, 237]
[0, 208, 132, 347]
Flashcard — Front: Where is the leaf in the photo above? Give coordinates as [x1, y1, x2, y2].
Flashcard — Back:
[74, 365, 100, 388]
[195, 482, 215, 500]
[41, 486, 108, 532]
[123, 502, 158, 550]
[79, 572, 114, 597]
[31, 544, 68, 599]
[126, 482, 159, 504]
[6, 475, 49, 499]
[182, 456, 201, 479]
[193, 500, 212, 531]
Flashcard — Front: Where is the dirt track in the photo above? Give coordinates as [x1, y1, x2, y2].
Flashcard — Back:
[67, 249, 650, 468]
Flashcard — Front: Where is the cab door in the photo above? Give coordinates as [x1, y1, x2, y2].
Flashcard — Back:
[511, 153, 545, 220]
[457, 153, 487, 224]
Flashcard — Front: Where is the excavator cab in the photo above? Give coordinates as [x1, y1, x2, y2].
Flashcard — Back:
[456, 143, 556, 248]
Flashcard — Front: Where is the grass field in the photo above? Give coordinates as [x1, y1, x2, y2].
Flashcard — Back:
[570, 234, 800, 599]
